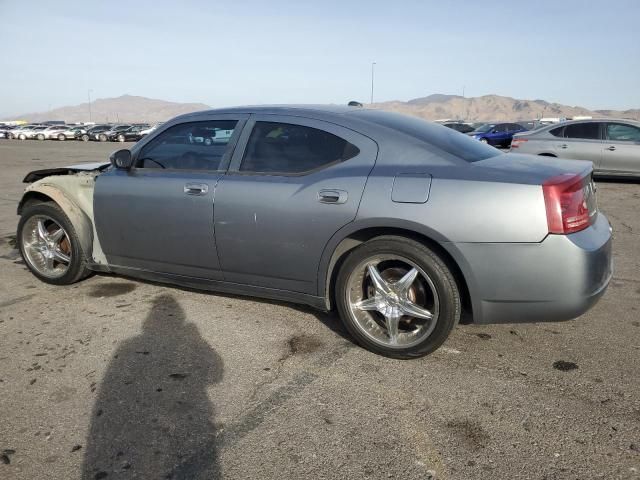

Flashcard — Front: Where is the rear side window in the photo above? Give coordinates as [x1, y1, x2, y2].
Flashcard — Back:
[137, 120, 238, 170]
[563, 123, 601, 140]
[240, 122, 359, 174]
[606, 123, 640, 142]
[354, 110, 500, 162]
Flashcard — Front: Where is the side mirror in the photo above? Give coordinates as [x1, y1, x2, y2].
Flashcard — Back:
[110, 149, 132, 169]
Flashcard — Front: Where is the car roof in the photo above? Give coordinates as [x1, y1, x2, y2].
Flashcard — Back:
[184, 104, 358, 117]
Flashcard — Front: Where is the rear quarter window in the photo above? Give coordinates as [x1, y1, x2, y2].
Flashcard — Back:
[355, 110, 500, 162]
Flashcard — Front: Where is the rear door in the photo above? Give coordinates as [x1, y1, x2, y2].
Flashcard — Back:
[214, 115, 378, 294]
[94, 115, 247, 279]
[555, 122, 604, 169]
[602, 122, 640, 175]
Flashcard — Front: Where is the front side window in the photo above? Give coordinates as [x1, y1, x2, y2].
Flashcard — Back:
[239, 122, 359, 174]
[137, 120, 238, 170]
[606, 123, 640, 142]
[563, 123, 601, 140]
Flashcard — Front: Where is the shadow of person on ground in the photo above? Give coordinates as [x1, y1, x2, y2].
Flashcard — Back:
[82, 294, 224, 479]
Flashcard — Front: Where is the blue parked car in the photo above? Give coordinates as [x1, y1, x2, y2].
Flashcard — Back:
[467, 122, 527, 147]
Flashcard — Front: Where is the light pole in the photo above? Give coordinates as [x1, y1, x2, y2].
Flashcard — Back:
[370, 62, 376, 104]
[87, 89, 93, 122]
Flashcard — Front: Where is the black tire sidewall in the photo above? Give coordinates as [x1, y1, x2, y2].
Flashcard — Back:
[336, 236, 460, 359]
[17, 203, 88, 285]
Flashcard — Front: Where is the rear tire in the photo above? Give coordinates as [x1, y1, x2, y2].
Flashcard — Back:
[335, 236, 460, 359]
[117, 134, 126, 142]
[37, 134, 45, 141]
[58, 134, 66, 141]
[98, 134, 107, 142]
[19, 134, 26, 140]
[81, 134, 89, 142]
[18, 203, 91, 285]
[480, 138, 488, 144]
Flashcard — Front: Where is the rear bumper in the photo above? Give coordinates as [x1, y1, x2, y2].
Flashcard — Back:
[447, 213, 613, 324]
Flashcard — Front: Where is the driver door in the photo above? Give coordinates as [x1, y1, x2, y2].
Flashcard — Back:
[94, 115, 247, 280]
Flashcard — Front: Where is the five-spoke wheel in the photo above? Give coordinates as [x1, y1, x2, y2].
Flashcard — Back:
[21, 215, 71, 278]
[336, 236, 460, 358]
[18, 203, 90, 285]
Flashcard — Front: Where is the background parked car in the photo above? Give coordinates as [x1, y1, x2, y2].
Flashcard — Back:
[98, 124, 131, 142]
[56, 125, 89, 141]
[23, 125, 49, 140]
[511, 118, 640, 177]
[109, 124, 150, 142]
[81, 124, 111, 141]
[0, 125, 17, 139]
[9, 124, 41, 140]
[139, 122, 164, 136]
[467, 122, 527, 147]
[442, 122, 475, 134]
[36, 125, 69, 140]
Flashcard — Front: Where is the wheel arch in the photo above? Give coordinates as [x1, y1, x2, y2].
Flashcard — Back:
[538, 152, 557, 157]
[319, 222, 475, 323]
[18, 187, 94, 262]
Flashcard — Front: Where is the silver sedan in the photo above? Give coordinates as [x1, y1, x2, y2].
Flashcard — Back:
[16, 106, 613, 358]
[511, 119, 640, 177]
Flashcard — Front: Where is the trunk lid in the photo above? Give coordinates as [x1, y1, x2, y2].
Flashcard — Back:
[473, 152, 592, 185]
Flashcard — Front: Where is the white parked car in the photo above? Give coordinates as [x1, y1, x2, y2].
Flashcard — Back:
[36, 125, 69, 140]
[9, 124, 41, 140]
[139, 122, 164, 136]
[55, 125, 89, 141]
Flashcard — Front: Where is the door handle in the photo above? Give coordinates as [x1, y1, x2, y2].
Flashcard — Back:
[559, 144, 568, 149]
[318, 189, 348, 204]
[184, 183, 209, 195]
[606, 145, 616, 151]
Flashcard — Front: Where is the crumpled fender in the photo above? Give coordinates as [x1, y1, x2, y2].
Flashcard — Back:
[18, 173, 108, 265]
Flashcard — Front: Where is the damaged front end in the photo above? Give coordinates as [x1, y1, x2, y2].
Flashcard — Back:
[18, 162, 111, 268]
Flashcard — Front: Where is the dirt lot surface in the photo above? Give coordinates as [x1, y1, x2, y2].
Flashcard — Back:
[0, 140, 639, 480]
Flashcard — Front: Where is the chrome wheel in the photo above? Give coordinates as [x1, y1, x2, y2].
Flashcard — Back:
[21, 215, 72, 279]
[346, 255, 439, 348]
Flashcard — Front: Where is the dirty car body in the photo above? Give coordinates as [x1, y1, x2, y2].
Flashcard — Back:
[17, 106, 613, 358]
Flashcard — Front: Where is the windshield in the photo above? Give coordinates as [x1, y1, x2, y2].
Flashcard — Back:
[473, 123, 495, 133]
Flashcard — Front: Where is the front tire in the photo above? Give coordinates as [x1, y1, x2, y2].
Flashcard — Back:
[37, 133, 45, 141]
[19, 134, 26, 140]
[98, 134, 107, 142]
[58, 134, 66, 141]
[18, 203, 91, 285]
[81, 134, 89, 142]
[479, 138, 488, 144]
[117, 134, 125, 142]
[335, 236, 460, 359]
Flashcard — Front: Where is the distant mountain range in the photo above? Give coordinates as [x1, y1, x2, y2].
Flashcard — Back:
[5, 95, 210, 123]
[5, 93, 639, 124]
[373, 94, 640, 122]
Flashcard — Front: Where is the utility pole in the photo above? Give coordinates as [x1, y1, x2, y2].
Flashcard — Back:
[87, 89, 93, 122]
[370, 62, 376, 104]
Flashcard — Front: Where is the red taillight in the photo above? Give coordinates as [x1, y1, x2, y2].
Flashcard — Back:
[542, 173, 595, 234]
[510, 138, 528, 148]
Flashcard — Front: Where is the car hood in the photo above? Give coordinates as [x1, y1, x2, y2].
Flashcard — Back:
[23, 162, 110, 183]
[472, 153, 592, 184]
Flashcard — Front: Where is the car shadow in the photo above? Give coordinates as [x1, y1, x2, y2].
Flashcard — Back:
[92, 272, 354, 343]
[81, 293, 224, 480]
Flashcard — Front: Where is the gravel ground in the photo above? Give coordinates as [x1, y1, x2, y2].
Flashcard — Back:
[0, 140, 639, 480]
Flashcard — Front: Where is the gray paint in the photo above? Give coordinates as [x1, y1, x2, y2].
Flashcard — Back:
[22, 105, 613, 325]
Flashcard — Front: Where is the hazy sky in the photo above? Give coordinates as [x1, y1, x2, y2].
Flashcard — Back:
[1, 0, 638, 116]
